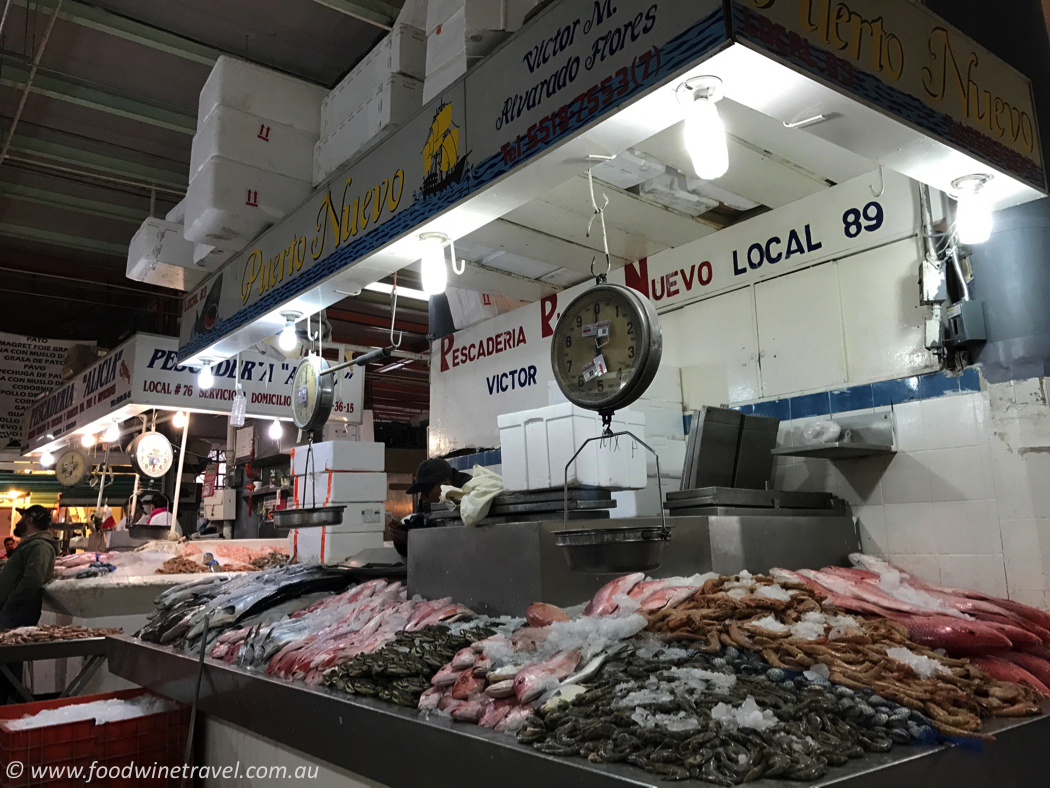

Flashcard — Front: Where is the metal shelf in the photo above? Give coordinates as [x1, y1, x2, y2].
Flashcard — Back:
[244, 486, 292, 497]
[771, 442, 896, 459]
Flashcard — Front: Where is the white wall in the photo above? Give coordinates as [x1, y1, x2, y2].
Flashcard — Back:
[770, 373, 1050, 604]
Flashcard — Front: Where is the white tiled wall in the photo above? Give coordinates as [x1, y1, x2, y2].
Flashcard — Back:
[771, 377, 1050, 601]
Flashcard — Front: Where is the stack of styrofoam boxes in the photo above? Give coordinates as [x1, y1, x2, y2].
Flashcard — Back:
[423, 0, 538, 103]
[126, 198, 199, 291]
[498, 403, 647, 491]
[313, 25, 426, 186]
[288, 441, 387, 563]
[185, 56, 326, 254]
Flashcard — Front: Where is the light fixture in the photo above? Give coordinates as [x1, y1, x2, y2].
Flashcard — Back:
[5, 490, 22, 500]
[952, 174, 994, 245]
[268, 419, 283, 440]
[81, 433, 96, 448]
[173, 410, 188, 429]
[419, 232, 450, 296]
[364, 282, 430, 301]
[39, 450, 54, 468]
[198, 360, 215, 390]
[278, 311, 303, 352]
[676, 76, 729, 181]
[102, 423, 120, 444]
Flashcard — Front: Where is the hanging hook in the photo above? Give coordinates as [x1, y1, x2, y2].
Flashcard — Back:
[389, 273, 404, 349]
[870, 164, 885, 198]
[448, 238, 465, 276]
[587, 168, 612, 280]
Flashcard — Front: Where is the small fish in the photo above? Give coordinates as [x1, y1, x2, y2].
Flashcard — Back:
[485, 679, 516, 699]
[584, 572, 645, 617]
[479, 698, 516, 728]
[525, 602, 570, 628]
[513, 650, 581, 703]
[451, 647, 477, 671]
[451, 671, 484, 700]
[431, 664, 462, 688]
[472, 654, 492, 677]
[417, 687, 443, 711]
[638, 585, 698, 612]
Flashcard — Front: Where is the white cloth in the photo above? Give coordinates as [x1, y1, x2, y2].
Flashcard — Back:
[440, 465, 504, 527]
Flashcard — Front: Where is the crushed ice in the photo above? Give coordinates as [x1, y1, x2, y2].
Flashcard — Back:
[749, 615, 790, 634]
[711, 696, 779, 731]
[755, 584, 792, 602]
[886, 647, 949, 679]
[8, 696, 176, 731]
[631, 708, 700, 732]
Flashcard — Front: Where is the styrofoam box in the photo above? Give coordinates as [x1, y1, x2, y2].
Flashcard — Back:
[126, 257, 205, 292]
[320, 25, 426, 138]
[313, 75, 422, 185]
[291, 441, 385, 475]
[425, 9, 509, 74]
[294, 471, 388, 507]
[612, 478, 677, 518]
[644, 435, 686, 478]
[198, 56, 327, 136]
[184, 156, 313, 251]
[127, 218, 202, 291]
[498, 403, 647, 491]
[192, 105, 317, 183]
[290, 527, 384, 564]
[193, 243, 234, 270]
[422, 54, 482, 105]
[427, 0, 510, 32]
[634, 399, 685, 439]
[165, 198, 186, 224]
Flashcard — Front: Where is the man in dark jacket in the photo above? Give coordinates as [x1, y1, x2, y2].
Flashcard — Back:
[0, 506, 58, 630]
[0, 505, 58, 703]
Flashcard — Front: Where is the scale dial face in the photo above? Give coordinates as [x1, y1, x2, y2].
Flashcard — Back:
[551, 283, 663, 412]
[291, 355, 334, 431]
[131, 432, 174, 478]
[55, 450, 87, 487]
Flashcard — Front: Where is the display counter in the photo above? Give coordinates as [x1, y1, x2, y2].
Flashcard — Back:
[108, 635, 1050, 788]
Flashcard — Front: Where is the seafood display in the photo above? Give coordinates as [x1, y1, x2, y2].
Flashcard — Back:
[643, 570, 1041, 739]
[0, 625, 122, 645]
[322, 624, 497, 707]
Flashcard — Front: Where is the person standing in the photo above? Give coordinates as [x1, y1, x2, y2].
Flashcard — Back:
[0, 506, 58, 703]
[2, 538, 15, 559]
[0, 506, 59, 630]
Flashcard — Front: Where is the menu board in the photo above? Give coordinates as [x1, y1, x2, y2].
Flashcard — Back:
[0, 333, 84, 449]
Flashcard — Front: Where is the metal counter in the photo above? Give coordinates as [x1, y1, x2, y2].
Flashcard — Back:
[108, 635, 1049, 788]
[409, 514, 859, 616]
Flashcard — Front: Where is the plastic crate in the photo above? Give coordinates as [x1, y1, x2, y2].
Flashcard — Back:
[0, 689, 189, 787]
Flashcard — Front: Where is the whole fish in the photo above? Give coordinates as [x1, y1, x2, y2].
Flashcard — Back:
[510, 627, 549, 652]
[972, 655, 1050, 698]
[513, 650, 581, 703]
[897, 615, 1012, 654]
[584, 572, 645, 617]
[418, 687, 443, 711]
[495, 705, 533, 732]
[638, 585, 698, 612]
[525, 602, 570, 628]
[968, 613, 1047, 649]
[451, 672, 484, 700]
[627, 579, 673, 599]
[479, 698, 516, 728]
[820, 566, 881, 583]
[797, 569, 951, 617]
[1002, 652, 1050, 689]
[472, 655, 492, 677]
[485, 679, 516, 698]
[451, 647, 477, 671]
[451, 699, 487, 722]
[431, 664, 462, 688]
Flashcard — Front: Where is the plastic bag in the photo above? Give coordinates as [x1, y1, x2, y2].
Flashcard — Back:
[800, 420, 842, 446]
[441, 465, 504, 527]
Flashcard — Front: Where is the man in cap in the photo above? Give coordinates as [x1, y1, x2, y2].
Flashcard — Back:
[387, 460, 473, 555]
[0, 505, 59, 631]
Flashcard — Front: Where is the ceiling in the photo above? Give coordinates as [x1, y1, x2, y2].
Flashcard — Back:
[0, 0, 889, 423]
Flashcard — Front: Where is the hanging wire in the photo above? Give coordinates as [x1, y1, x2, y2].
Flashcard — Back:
[586, 168, 611, 280]
[389, 273, 404, 348]
[448, 238, 465, 276]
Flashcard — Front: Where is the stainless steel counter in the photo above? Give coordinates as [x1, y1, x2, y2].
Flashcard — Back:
[108, 635, 1050, 788]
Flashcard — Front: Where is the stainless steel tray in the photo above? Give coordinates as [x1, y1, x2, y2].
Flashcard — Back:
[273, 506, 345, 529]
[552, 526, 669, 573]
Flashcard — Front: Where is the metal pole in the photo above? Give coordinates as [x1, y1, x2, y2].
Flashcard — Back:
[170, 413, 189, 540]
[0, 0, 63, 169]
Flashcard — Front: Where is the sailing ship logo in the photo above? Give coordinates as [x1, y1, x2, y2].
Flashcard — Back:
[421, 102, 469, 199]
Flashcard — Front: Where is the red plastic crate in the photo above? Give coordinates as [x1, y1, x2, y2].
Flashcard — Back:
[0, 689, 189, 787]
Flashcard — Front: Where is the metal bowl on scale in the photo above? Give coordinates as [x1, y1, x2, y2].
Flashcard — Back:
[553, 526, 669, 574]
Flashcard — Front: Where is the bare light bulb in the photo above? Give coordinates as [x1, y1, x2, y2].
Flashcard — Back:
[954, 175, 994, 245]
[419, 233, 448, 296]
[39, 451, 54, 468]
[103, 423, 120, 444]
[268, 419, 283, 440]
[198, 361, 215, 390]
[278, 312, 301, 352]
[683, 97, 729, 180]
[173, 411, 188, 429]
[81, 433, 96, 448]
